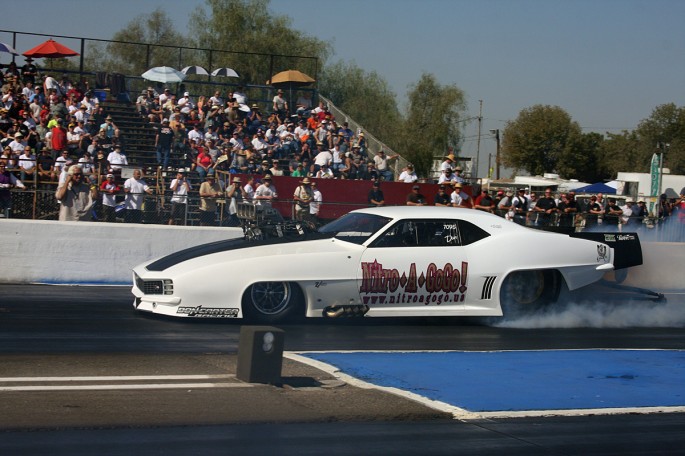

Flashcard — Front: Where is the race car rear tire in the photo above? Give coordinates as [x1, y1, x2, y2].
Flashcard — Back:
[500, 270, 561, 318]
[242, 281, 303, 323]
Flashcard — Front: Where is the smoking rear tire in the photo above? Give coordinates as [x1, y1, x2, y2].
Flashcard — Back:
[500, 270, 561, 318]
[242, 281, 303, 323]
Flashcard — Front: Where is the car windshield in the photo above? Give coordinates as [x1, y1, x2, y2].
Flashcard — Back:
[318, 213, 392, 245]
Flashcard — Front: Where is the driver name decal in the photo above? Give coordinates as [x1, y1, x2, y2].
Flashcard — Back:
[360, 260, 468, 305]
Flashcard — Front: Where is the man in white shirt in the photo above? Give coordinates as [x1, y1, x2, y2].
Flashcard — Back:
[124, 168, 153, 223]
[168, 169, 192, 225]
[254, 174, 277, 207]
[18, 146, 36, 182]
[398, 164, 418, 183]
[107, 146, 128, 171]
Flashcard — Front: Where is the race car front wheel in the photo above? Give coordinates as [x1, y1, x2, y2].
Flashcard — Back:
[500, 270, 561, 318]
[242, 281, 303, 323]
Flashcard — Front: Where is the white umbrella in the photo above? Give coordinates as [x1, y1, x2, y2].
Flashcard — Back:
[141, 66, 186, 83]
[181, 65, 209, 75]
[0, 42, 18, 55]
[211, 67, 240, 78]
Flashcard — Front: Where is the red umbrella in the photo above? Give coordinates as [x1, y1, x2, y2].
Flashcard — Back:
[23, 38, 79, 58]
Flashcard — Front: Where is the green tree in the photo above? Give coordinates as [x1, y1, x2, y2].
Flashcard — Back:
[319, 60, 402, 148]
[557, 131, 608, 182]
[501, 105, 581, 177]
[635, 103, 685, 175]
[189, 0, 331, 85]
[104, 8, 188, 76]
[401, 73, 466, 177]
[599, 130, 643, 177]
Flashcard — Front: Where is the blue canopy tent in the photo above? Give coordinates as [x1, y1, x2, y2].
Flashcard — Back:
[573, 182, 616, 194]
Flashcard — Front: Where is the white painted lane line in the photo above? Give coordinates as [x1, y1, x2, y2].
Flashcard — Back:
[0, 375, 235, 382]
[0, 383, 253, 392]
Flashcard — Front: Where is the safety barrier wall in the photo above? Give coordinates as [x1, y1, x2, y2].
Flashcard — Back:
[0, 219, 242, 285]
[1, 219, 682, 290]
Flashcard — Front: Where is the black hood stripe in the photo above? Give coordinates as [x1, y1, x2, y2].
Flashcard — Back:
[145, 232, 335, 271]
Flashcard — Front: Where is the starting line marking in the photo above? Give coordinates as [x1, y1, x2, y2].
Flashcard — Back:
[0, 383, 252, 392]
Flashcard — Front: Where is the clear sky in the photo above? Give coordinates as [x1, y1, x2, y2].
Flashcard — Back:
[2, 0, 684, 174]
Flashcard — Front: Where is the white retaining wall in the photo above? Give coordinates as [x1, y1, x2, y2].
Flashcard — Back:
[0, 220, 242, 285]
[0, 219, 682, 290]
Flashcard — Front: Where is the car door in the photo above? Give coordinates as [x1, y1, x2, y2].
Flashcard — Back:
[358, 218, 470, 316]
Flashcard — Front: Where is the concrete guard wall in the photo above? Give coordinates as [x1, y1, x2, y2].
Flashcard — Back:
[0, 219, 682, 291]
[0, 220, 243, 285]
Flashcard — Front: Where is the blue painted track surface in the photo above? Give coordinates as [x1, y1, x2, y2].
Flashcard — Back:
[303, 350, 685, 412]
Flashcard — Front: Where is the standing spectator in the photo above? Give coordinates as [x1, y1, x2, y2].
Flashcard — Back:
[254, 174, 278, 207]
[558, 191, 579, 228]
[243, 176, 256, 202]
[438, 168, 458, 185]
[51, 119, 67, 156]
[168, 169, 191, 225]
[293, 177, 314, 221]
[368, 181, 385, 207]
[99, 173, 120, 223]
[123, 169, 153, 223]
[585, 195, 604, 230]
[155, 118, 174, 169]
[310, 181, 322, 224]
[272, 89, 288, 121]
[198, 169, 221, 226]
[450, 182, 471, 208]
[510, 188, 529, 225]
[0, 159, 25, 217]
[604, 198, 623, 227]
[533, 187, 559, 226]
[55, 164, 94, 222]
[224, 175, 245, 226]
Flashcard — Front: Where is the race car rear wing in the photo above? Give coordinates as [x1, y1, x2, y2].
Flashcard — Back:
[571, 232, 643, 270]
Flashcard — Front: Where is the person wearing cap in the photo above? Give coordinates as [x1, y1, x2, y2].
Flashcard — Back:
[168, 169, 192, 225]
[474, 189, 496, 213]
[603, 198, 623, 227]
[309, 181, 322, 222]
[315, 162, 334, 179]
[509, 188, 529, 225]
[441, 149, 457, 172]
[399, 164, 418, 183]
[51, 118, 68, 157]
[8, 132, 27, 155]
[135, 89, 150, 117]
[584, 195, 604, 229]
[406, 184, 427, 206]
[557, 191, 579, 228]
[254, 174, 278, 207]
[99, 115, 119, 139]
[196, 169, 220, 226]
[123, 169, 153, 224]
[450, 182, 472, 208]
[269, 159, 284, 177]
[107, 145, 128, 173]
[177, 91, 194, 114]
[272, 89, 289, 121]
[293, 177, 314, 221]
[155, 118, 175, 169]
[223, 175, 246, 226]
[100, 172, 121, 223]
[368, 180, 385, 207]
[55, 164, 94, 222]
[434, 184, 451, 207]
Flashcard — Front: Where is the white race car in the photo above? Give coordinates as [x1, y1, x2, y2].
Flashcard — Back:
[132, 206, 641, 322]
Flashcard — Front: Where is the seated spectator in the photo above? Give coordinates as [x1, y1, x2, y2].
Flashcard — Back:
[451, 182, 471, 208]
[406, 185, 427, 206]
[434, 184, 451, 206]
[270, 159, 284, 176]
[107, 146, 128, 173]
[316, 163, 334, 179]
[399, 164, 418, 183]
[473, 189, 495, 213]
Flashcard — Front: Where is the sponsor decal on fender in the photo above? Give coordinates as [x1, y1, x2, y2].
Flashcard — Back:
[177, 306, 239, 318]
[360, 260, 468, 305]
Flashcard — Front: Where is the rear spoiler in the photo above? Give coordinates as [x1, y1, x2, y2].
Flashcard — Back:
[571, 232, 643, 270]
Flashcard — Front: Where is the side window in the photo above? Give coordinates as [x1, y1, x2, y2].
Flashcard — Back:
[457, 220, 490, 245]
[372, 221, 418, 247]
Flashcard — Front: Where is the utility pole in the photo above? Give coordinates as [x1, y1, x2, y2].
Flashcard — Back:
[475, 100, 482, 180]
[489, 129, 501, 179]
